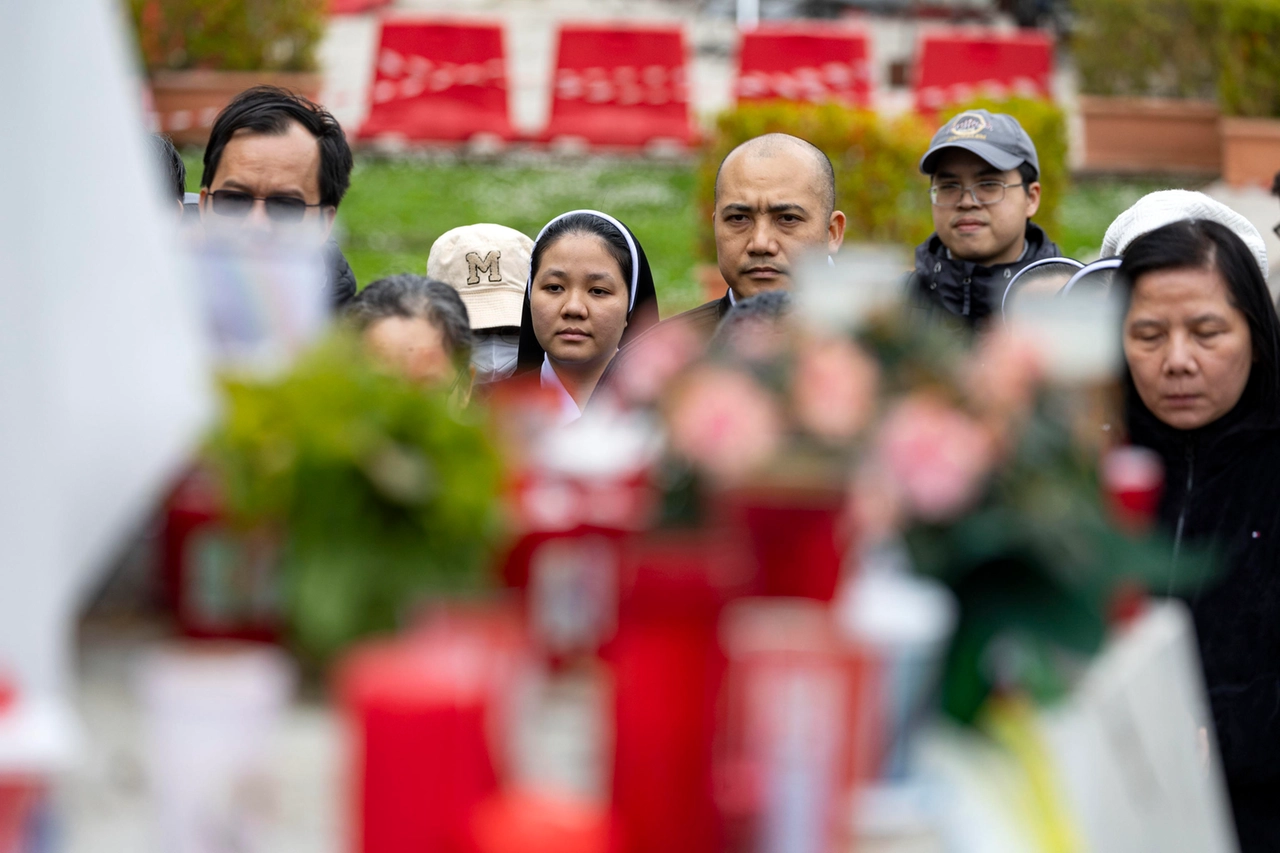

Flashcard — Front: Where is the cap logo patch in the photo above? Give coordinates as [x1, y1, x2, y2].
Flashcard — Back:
[946, 111, 988, 141]
[466, 250, 503, 286]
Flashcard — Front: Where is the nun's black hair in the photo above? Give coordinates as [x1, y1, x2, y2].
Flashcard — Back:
[516, 211, 660, 372]
[1118, 218, 1280, 421]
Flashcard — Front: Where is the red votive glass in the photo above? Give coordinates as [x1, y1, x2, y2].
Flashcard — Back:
[1102, 445, 1164, 533]
[337, 611, 521, 853]
[605, 530, 752, 853]
[717, 487, 850, 601]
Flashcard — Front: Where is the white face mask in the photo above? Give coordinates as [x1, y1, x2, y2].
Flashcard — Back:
[471, 328, 521, 384]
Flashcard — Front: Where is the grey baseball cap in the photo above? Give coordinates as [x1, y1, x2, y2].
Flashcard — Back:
[919, 109, 1039, 177]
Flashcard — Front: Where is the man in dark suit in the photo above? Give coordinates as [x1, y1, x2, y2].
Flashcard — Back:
[595, 133, 844, 396]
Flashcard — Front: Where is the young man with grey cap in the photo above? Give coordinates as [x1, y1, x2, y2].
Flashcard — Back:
[909, 109, 1060, 327]
[427, 223, 534, 384]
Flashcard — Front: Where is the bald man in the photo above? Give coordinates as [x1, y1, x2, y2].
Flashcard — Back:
[590, 134, 844, 405]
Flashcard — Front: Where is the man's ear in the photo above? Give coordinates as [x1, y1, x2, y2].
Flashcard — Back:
[198, 188, 210, 222]
[321, 205, 338, 239]
[1024, 181, 1042, 219]
[827, 209, 847, 254]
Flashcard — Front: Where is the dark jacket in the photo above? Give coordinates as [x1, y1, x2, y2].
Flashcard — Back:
[1129, 379, 1280, 851]
[591, 292, 733, 406]
[325, 239, 357, 309]
[908, 222, 1060, 327]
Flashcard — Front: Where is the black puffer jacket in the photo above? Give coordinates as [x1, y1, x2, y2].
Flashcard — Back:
[325, 238, 358, 309]
[1129, 378, 1280, 851]
[908, 222, 1061, 327]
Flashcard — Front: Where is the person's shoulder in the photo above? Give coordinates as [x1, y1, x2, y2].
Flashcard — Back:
[627, 294, 729, 351]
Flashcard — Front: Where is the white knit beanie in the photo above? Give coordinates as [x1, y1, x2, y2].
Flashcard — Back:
[1100, 190, 1269, 280]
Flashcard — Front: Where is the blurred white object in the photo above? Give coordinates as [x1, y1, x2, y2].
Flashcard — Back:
[190, 232, 327, 375]
[795, 247, 908, 335]
[1045, 600, 1238, 853]
[836, 544, 957, 780]
[1005, 288, 1124, 385]
[138, 643, 295, 853]
[0, 0, 212, 699]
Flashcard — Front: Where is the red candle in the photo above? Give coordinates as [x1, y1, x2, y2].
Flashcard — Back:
[717, 487, 850, 602]
[1102, 445, 1164, 533]
[337, 612, 522, 853]
[605, 531, 751, 853]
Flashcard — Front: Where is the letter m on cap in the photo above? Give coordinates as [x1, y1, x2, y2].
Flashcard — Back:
[466, 250, 503, 286]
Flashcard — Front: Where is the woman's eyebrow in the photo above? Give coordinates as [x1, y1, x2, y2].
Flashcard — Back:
[1188, 313, 1228, 325]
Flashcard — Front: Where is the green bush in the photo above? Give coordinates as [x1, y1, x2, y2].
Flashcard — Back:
[939, 96, 1069, 239]
[1214, 0, 1280, 117]
[696, 102, 935, 262]
[129, 0, 325, 72]
[1072, 0, 1216, 99]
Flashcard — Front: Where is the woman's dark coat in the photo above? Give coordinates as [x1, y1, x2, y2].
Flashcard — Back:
[1129, 377, 1280, 850]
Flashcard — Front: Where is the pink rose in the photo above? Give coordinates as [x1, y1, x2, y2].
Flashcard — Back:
[876, 395, 997, 523]
[666, 367, 783, 482]
[613, 321, 704, 406]
[793, 337, 880, 442]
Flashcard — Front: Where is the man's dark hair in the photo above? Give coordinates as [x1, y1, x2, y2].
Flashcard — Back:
[345, 275, 473, 371]
[150, 133, 186, 202]
[530, 213, 633, 288]
[1017, 161, 1038, 187]
[201, 86, 353, 208]
[1119, 218, 1280, 418]
[715, 134, 837, 216]
[711, 290, 793, 354]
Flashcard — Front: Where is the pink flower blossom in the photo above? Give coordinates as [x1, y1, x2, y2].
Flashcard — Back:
[876, 395, 997, 523]
[613, 322, 704, 405]
[793, 337, 880, 442]
[666, 367, 783, 482]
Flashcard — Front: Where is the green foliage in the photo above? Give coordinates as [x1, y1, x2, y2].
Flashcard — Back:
[338, 156, 703, 315]
[129, 0, 324, 72]
[1213, 0, 1280, 118]
[205, 333, 503, 662]
[1072, 0, 1217, 99]
[1074, 0, 1280, 118]
[940, 97, 1069, 238]
[695, 102, 936, 261]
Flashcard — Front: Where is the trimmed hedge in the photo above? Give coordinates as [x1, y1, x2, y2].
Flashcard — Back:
[1072, 0, 1216, 100]
[1074, 0, 1280, 118]
[129, 0, 325, 72]
[696, 97, 1068, 263]
[1215, 0, 1280, 118]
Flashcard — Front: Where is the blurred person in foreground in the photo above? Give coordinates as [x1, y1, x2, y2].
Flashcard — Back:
[593, 134, 843, 404]
[512, 210, 660, 424]
[199, 86, 358, 309]
[909, 110, 1060, 327]
[427, 224, 534, 385]
[345, 275, 474, 401]
[149, 133, 186, 218]
[1120, 219, 1280, 850]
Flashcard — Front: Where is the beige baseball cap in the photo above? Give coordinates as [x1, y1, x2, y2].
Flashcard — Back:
[427, 224, 534, 330]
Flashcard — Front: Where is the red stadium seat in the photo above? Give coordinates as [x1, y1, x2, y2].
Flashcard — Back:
[359, 18, 514, 143]
[913, 29, 1053, 113]
[541, 23, 695, 148]
[736, 23, 872, 108]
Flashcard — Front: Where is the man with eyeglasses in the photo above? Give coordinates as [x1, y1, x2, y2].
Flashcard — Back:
[909, 109, 1060, 327]
[199, 86, 358, 308]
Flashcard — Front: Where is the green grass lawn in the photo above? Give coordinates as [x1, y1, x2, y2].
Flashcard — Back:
[185, 151, 1186, 317]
